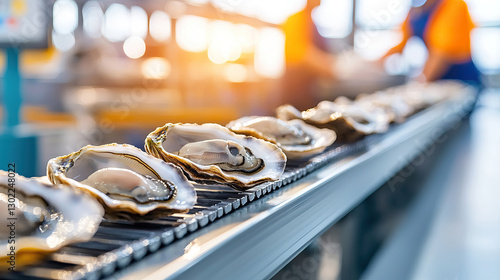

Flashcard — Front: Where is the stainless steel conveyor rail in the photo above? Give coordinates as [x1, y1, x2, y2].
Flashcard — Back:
[2, 88, 475, 280]
[106, 89, 475, 280]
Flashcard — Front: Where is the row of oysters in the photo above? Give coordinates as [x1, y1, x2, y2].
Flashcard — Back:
[0, 81, 466, 268]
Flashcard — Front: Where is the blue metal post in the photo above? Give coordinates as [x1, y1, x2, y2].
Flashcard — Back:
[0, 48, 37, 177]
[3, 47, 22, 128]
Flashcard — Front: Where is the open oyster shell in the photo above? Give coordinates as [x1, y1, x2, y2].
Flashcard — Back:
[354, 92, 413, 123]
[226, 116, 336, 160]
[0, 171, 103, 268]
[145, 123, 286, 189]
[383, 81, 464, 111]
[277, 101, 389, 141]
[47, 144, 196, 217]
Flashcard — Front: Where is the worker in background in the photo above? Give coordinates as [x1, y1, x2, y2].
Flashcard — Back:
[381, 0, 480, 84]
[281, 0, 336, 111]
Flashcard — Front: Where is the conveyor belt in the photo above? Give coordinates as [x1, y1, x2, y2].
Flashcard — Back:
[3, 138, 370, 280]
[1, 90, 475, 280]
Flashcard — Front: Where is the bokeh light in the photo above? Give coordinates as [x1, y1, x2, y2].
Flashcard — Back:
[253, 0, 305, 24]
[402, 37, 429, 74]
[83, 1, 104, 38]
[471, 28, 500, 73]
[207, 21, 242, 64]
[130, 6, 148, 39]
[176, 15, 209, 52]
[150, 11, 172, 42]
[142, 57, 172, 79]
[102, 3, 130, 42]
[236, 24, 257, 53]
[356, 0, 411, 29]
[312, 0, 353, 38]
[53, 0, 78, 35]
[254, 27, 285, 78]
[52, 30, 76, 52]
[123, 36, 146, 59]
[223, 64, 248, 83]
[465, 0, 500, 25]
[12, 0, 27, 15]
[354, 30, 403, 60]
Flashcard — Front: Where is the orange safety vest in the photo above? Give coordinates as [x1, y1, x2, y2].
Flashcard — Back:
[404, 0, 475, 63]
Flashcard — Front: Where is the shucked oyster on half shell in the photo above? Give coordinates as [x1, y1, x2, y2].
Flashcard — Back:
[0, 171, 103, 268]
[226, 116, 336, 160]
[47, 144, 196, 217]
[384, 81, 465, 111]
[145, 123, 286, 189]
[354, 92, 414, 123]
[277, 101, 389, 141]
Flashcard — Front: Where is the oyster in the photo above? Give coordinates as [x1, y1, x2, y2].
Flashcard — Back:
[358, 81, 465, 122]
[226, 116, 336, 160]
[402, 81, 465, 107]
[47, 144, 196, 217]
[0, 171, 103, 268]
[355, 92, 413, 123]
[277, 101, 389, 141]
[383, 83, 430, 112]
[145, 123, 286, 189]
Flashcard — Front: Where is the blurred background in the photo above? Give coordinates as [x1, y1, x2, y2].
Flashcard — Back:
[0, 0, 499, 176]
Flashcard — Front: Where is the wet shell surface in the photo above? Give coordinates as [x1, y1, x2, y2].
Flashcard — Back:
[226, 116, 336, 160]
[277, 101, 389, 141]
[354, 92, 413, 123]
[145, 123, 286, 189]
[0, 171, 103, 268]
[47, 144, 196, 217]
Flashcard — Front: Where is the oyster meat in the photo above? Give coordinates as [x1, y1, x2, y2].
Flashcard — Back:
[0, 171, 103, 268]
[356, 81, 467, 122]
[355, 92, 413, 123]
[145, 123, 286, 189]
[227, 116, 336, 160]
[277, 101, 389, 141]
[47, 143, 196, 217]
